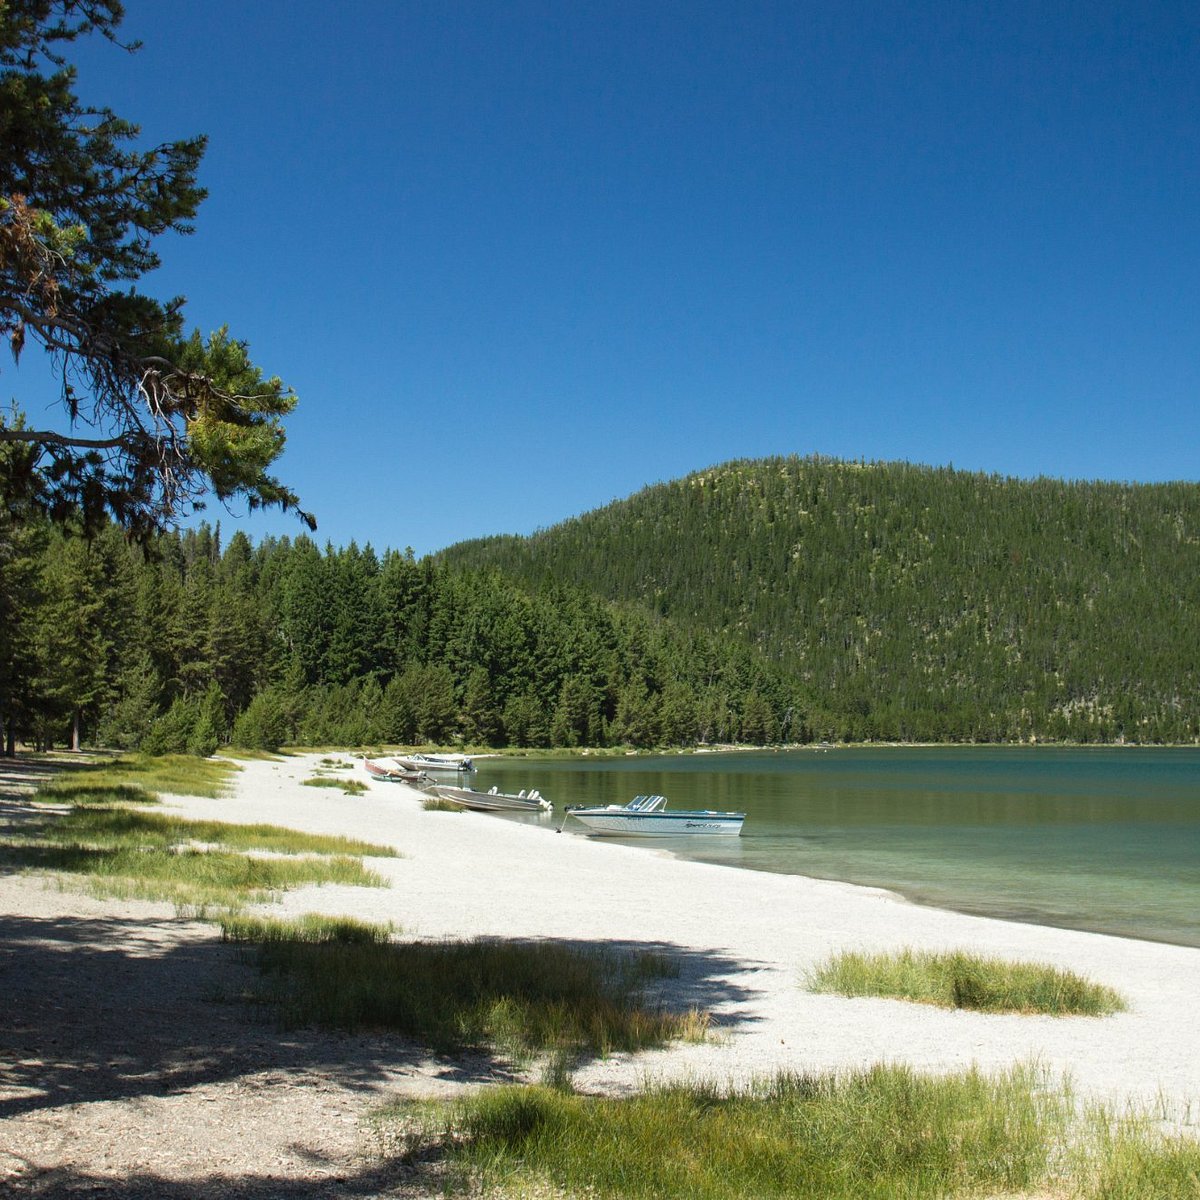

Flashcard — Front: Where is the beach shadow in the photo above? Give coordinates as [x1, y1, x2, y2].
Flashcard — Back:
[0, 909, 767, 1124]
[0, 755, 91, 803]
[508, 933, 765, 1030]
[0, 1159, 431, 1199]
[0, 908, 442, 1122]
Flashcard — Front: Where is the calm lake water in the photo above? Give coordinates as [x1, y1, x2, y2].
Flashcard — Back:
[471, 748, 1200, 948]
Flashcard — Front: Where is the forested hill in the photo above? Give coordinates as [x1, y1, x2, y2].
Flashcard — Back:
[439, 457, 1200, 743]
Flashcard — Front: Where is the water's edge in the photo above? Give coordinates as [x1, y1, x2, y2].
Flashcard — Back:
[473, 747, 1200, 950]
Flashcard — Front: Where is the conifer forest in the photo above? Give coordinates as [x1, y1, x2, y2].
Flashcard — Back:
[3, 457, 1199, 754]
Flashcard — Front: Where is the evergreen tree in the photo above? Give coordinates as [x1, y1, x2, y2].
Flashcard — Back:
[0, 487, 45, 753]
[502, 692, 550, 748]
[34, 532, 112, 748]
[0, 0, 309, 536]
[461, 667, 501, 744]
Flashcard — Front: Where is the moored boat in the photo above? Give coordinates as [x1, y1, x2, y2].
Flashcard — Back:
[396, 752, 474, 772]
[433, 783, 552, 812]
[364, 758, 427, 784]
[563, 793, 744, 837]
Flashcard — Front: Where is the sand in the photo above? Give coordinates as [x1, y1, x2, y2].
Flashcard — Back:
[2, 751, 1198, 1194]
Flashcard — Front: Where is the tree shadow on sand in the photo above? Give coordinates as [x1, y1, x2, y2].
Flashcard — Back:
[1, 908, 765, 1197]
[0, 1159, 439, 1198]
[0, 906, 764, 1117]
[0, 756, 97, 806]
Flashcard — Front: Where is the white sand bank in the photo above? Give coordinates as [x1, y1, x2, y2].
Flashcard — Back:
[176, 754, 1200, 1119]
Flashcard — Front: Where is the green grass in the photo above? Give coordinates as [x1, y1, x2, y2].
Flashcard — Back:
[377, 1068, 1200, 1199]
[379, 1062, 1070, 1199]
[32, 754, 238, 801]
[26, 782, 159, 807]
[230, 932, 704, 1060]
[8, 841, 385, 911]
[422, 796, 463, 812]
[22, 806, 398, 858]
[221, 913, 397, 945]
[807, 947, 1128, 1016]
[303, 775, 369, 796]
[6, 778, 398, 913]
[1083, 1123, 1200, 1199]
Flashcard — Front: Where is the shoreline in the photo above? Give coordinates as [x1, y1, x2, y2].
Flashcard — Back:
[473, 743, 1200, 952]
[471, 740, 1200, 757]
[209, 756, 1200, 1112]
[653, 845, 1200, 954]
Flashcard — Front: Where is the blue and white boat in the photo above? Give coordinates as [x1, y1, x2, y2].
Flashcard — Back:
[396, 753, 474, 773]
[563, 794, 744, 837]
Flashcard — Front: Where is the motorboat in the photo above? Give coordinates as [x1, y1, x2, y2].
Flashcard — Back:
[433, 783, 552, 813]
[562, 793, 744, 837]
[395, 752, 474, 772]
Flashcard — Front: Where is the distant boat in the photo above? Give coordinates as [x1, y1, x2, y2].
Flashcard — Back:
[396, 753, 474, 772]
[433, 783, 552, 812]
[563, 793, 744, 837]
[364, 758, 427, 784]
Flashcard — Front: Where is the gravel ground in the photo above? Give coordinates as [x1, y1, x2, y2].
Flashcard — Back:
[0, 758, 474, 1198]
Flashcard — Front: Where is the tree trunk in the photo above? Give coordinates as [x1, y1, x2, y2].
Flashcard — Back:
[72, 709, 82, 752]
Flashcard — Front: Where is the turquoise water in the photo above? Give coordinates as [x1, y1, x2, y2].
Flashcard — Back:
[471, 748, 1200, 948]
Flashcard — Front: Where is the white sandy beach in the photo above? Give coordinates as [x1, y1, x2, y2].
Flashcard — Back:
[3, 750, 1198, 1194]
[196, 755, 1200, 1114]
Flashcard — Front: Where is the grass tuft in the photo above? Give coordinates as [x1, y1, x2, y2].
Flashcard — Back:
[421, 796, 462, 812]
[303, 776, 368, 795]
[221, 913, 396, 945]
[234, 935, 702, 1060]
[23, 806, 398, 858]
[28, 782, 158, 807]
[1083, 1123, 1200, 1199]
[381, 1062, 1071, 1198]
[7, 842, 386, 912]
[807, 947, 1127, 1015]
[3, 798, 397, 913]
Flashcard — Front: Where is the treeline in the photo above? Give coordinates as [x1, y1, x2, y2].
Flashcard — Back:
[6, 456, 1198, 753]
[0, 518, 806, 755]
[440, 457, 1200, 744]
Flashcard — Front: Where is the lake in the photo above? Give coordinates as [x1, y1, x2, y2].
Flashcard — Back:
[470, 747, 1200, 948]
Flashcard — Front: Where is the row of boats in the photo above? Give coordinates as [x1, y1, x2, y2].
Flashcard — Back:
[361, 755, 745, 837]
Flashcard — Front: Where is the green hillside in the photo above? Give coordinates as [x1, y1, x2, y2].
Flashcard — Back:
[439, 457, 1200, 743]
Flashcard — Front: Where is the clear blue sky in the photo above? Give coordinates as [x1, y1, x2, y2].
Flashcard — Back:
[38, 0, 1200, 556]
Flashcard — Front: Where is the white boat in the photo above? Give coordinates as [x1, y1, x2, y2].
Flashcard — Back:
[563, 794, 744, 837]
[396, 753, 474, 772]
[433, 784, 552, 813]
